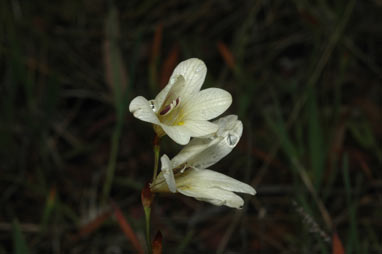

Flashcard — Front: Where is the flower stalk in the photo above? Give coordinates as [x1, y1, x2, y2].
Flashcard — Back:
[141, 183, 154, 254]
[153, 135, 160, 181]
[144, 206, 152, 254]
[142, 135, 160, 254]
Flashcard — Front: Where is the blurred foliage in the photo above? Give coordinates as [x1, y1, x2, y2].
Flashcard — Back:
[0, 0, 381, 253]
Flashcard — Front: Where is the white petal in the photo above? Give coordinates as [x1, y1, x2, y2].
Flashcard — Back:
[214, 115, 239, 136]
[170, 58, 207, 99]
[175, 168, 255, 208]
[129, 96, 160, 124]
[171, 136, 219, 168]
[160, 155, 176, 193]
[188, 140, 233, 169]
[198, 169, 256, 195]
[182, 120, 218, 137]
[171, 115, 243, 168]
[161, 124, 191, 145]
[182, 88, 232, 120]
[154, 75, 185, 110]
[190, 118, 243, 168]
[178, 188, 244, 209]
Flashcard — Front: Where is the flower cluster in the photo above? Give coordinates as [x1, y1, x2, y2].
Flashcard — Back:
[129, 58, 255, 209]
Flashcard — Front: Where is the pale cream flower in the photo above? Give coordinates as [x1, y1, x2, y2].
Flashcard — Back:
[171, 115, 243, 169]
[129, 58, 232, 145]
[151, 115, 255, 209]
[151, 155, 255, 209]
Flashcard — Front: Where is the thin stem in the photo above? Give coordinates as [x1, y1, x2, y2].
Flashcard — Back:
[152, 135, 160, 181]
[143, 135, 160, 254]
[143, 206, 152, 254]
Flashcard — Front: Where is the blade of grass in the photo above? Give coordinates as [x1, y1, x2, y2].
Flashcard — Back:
[286, 0, 357, 131]
[12, 219, 29, 254]
[265, 104, 333, 231]
[342, 153, 359, 253]
[252, 0, 356, 216]
[217, 41, 235, 71]
[149, 23, 163, 93]
[112, 202, 144, 254]
[41, 186, 57, 231]
[102, 121, 124, 205]
[232, 1, 261, 65]
[307, 85, 325, 190]
[104, 6, 128, 103]
[101, 6, 129, 205]
[332, 232, 345, 254]
[176, 229, 194, 254]
[348, 120, 382, 162]
[261, 0, 357, 233]
[71, 210, 112, 242]
[159, 44, 179, 88]
[263, 107, 298, 160]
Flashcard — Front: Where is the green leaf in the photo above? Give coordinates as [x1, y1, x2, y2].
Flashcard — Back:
[12, 219, 29, 254]
[307, 86, 325, 190]
[342, 153, 359, 253]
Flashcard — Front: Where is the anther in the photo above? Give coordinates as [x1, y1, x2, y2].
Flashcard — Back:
[159, 97, 180, 116]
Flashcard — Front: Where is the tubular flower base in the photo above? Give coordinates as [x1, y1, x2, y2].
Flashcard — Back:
[129, 58, 232, 145]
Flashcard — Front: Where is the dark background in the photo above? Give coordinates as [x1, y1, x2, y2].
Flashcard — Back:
[1, 0, 381, 253]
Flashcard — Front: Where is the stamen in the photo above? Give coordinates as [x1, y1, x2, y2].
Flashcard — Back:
[173, 163, 188, 174]
[159, 104, 172, 115]
[159, 97, 181, 116]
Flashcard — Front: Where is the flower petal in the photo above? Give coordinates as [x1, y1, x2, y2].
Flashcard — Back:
[170, 58, 207, 99]
[170, 115, 243, 168]
[155, 75, 185, 111]
[129, 96, 160, 124]
[198, 169, 256, 195]
[182, 120, 218, 137]
[161, 124, 191, 145]
[215, 115, 239, 136]
[171, 136, 219, 168]
[175, 168, 255, 208]
[188, 140, 234, 169]
[178, 188, 244, 209]
[182, 88, 232, 120]
[160, 155, 176, 193]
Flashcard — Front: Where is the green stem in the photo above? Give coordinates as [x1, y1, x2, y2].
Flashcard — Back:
[152, 135, 160, 181]
[143, 135, 160, 254]
[143, 206, 152, 254]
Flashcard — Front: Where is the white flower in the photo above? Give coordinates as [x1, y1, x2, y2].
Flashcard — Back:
[171, 115, 243, 169]
[150, 115, 255, 209]
[151, 155, 256, 209]
[129, 58, 232, 145]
